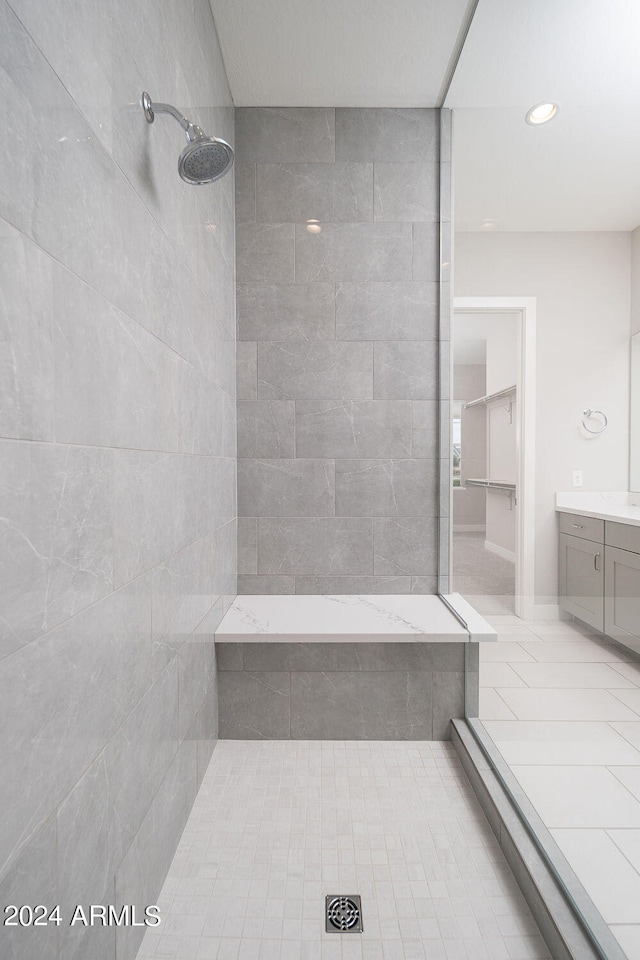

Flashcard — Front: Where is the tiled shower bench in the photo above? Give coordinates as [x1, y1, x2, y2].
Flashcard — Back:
[214, 594, 495, 740]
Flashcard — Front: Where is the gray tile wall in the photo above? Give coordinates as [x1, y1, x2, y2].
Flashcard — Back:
[0, 2, 235, 959]
[217, 641, 465, 740]
[236, 107, 440, 595]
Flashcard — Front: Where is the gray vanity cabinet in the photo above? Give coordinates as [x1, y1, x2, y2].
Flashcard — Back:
[558, 514, 604, 631]
[604, 523, 640, 656]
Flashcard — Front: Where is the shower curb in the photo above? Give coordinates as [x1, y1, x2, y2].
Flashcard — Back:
[451, 719, 626, 960]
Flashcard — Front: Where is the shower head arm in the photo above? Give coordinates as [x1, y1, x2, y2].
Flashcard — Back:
[141, 92, 192, 134]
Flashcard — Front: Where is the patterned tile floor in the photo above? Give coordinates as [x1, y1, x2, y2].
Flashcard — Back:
[479, 613, 640, 959]
[136, 740, 550, 960]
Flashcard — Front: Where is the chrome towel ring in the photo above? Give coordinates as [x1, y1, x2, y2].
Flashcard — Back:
[582, 409, 607, 434]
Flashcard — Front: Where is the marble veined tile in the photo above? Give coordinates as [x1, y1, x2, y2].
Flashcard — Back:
[335, 108, 438, 162]
[295, 222, 412, 282]
[236, 108, 335, 163]
[374, 162, 438, 222]
[0, 576, 151, 878]
[238, 458, 335, 518]
[335, 281, 438, 342]
[0, 219, 54, 441]
[214, 594, 470, 642]
[237, 282, 335, 341]
[258, 342, 373, 401]
[0, 818, 57, 960]
[295, 400, 412, 459]
[335, 459, 437, 518]
[256, 162, 373, 223]
[237, 401, 295, 458]
[0, 440, 114, 658]
[236, 223, 295, 282]
[113, 451, 199, 587]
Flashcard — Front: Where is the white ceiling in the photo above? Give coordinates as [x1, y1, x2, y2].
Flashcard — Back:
[445, 0, 640, 231]
[209, 0, 640, 232]
[208, 0, 474, 107]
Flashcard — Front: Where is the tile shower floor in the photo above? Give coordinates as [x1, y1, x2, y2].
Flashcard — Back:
[479, 614, 640, 959]
[136, 740, 550, 960]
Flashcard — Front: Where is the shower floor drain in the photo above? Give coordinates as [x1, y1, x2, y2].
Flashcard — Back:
[325, 895, 363, 933]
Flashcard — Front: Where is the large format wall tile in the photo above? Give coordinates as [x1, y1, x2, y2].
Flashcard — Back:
[335, 281, 438, 341]
[0, 0, 235, 949]
[374, 518, 438, 576]
[335, 108, 438, 162]
[412, 222, 440, 281]
[237, 282, 335, 341]
[237, 575, 296, 594]
[114, 741, 197, 960]
[335, 459, 437, 517]
[217, 671, 291, 739]
[258, 518, 373, 576]
[0, 577, 152, 879]
[0, 819, 57, 960]
[256, 162, 373, 223]
[294, 575, 411, 594]
[236, 108, 335, 163]
[236, 107, 440, 595]
[113, 451, 199, 587]
[236, 223, 295, 282]
[295, 222, 413, 281]
[374, 163, 438, 222]
[295, 400, 412, 458]
[0, 440, 114, 658]
[238, 458, 335, 517]
[258, 342, 373, 400]
[237, 400, 295, 458]
[0, 221, 54, 442]
[290, 671, 433, 739]
[374, 341, 438, 399]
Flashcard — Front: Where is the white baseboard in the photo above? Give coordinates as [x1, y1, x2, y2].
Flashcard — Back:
[453, 524, 485, 533]
[484, 540, 516, 563]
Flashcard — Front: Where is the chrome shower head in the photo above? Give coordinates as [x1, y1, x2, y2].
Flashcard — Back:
[178, 131, 234, 185]
[141, 91, 234, 185]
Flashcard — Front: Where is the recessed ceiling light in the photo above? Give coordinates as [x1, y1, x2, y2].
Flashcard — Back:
[525, 102, 559, 125]
[306, 219, 322, 234]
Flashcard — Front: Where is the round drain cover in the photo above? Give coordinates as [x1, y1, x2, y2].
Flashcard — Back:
[326, 896, 361, 931]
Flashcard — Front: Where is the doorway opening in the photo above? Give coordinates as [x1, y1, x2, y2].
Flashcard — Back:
[452, 297, 536, 620]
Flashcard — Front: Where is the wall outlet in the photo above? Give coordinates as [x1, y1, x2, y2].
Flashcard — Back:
[572, 470, 584, 488]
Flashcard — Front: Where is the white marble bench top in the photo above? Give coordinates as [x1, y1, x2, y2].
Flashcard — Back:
[215, 594, 496, 643]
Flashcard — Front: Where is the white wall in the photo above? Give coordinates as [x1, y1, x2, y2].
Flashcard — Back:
[632, 225, 640, 336]
[456, 231, 631, 608]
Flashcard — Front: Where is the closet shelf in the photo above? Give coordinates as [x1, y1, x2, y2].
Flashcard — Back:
[463, 385, 516, 409]
[464, 479, 516, 491]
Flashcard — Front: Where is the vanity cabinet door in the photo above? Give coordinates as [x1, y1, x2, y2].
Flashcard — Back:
[558, 533, 604, 631]
[605, 546, 640, 656]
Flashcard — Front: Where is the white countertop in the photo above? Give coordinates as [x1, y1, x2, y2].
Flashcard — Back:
[556, 491, 640, 527]
[215, 594, 496, 644]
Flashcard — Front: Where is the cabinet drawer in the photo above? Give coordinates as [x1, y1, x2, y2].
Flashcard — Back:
[558, 512, 604, 543]
[606, 521, 640, 554]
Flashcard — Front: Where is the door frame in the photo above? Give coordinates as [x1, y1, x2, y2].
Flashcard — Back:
[452, 296, 537, 620]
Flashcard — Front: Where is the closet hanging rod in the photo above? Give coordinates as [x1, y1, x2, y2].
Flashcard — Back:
[464, 385, 517, 408]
